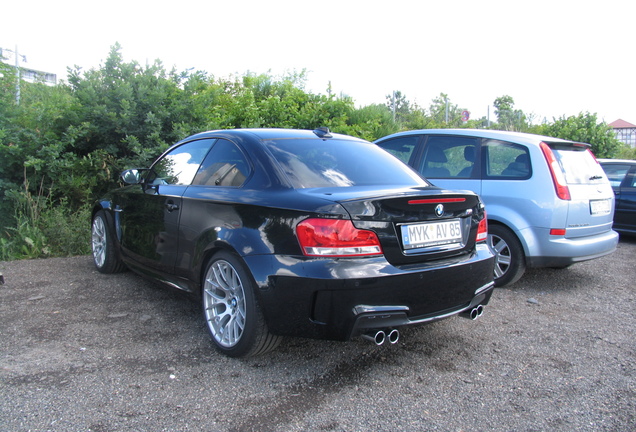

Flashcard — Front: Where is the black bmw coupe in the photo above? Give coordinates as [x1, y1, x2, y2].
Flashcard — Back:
[92, 128, 495, 357]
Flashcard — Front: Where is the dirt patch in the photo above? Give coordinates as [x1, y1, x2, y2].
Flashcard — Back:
[1, 239, 635, 431]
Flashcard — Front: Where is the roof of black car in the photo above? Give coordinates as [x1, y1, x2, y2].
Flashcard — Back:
[185, 128, 365, 142]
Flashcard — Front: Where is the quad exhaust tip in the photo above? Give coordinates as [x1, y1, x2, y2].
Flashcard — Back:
[460, 304, 485, 320]
[361, 305, 485, 345]
[362, 329, 400, 346]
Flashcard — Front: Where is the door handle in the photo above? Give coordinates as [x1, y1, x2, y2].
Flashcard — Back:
[165, 202, 179, 212]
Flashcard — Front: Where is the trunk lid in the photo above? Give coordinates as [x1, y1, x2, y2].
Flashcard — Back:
[305, 186, 485, 266]
[548, 143, 615, 238]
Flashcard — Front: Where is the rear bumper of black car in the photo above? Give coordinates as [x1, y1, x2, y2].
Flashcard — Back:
[348, 282, 493, 335]
[244, 244, 495, 341]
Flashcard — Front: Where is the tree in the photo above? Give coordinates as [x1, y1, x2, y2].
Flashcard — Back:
[66, 44, 189, 164]
[346, 104, 398, 141]
[539, 112, 622, 158]
[493, 95, 527, 132]
[429, 93, 466, 128]
[386, 91, 411, 124]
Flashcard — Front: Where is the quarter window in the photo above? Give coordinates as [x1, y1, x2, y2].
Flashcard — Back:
[377, 136, 419, 165]
[484, 140, 531, 179]
[192, 139, 250, 187]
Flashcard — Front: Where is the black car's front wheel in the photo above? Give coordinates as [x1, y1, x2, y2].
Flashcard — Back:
[91, 210, 126, 274]
[202, 251, 281, 357]
[488, 224, 526, 287]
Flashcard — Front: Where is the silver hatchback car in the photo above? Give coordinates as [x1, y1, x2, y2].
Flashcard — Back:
[376, 129, 618, 286]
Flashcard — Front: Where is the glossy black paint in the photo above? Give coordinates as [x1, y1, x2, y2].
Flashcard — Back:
[600, 159, 636, 235]
[94, 129, 495, 341]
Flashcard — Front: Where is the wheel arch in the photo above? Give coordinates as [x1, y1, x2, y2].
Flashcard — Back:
[197, 241, 245, 293]
[91, 200, 111, 224]
[486, 213, 532, 261]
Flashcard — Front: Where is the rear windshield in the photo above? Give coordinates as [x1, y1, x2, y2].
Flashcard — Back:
[265, 138, 428, 188]
[551, 146, 607, 185]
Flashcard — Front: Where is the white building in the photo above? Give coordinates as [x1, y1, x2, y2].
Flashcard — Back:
[0, 47, 57, 85]
[609, 119, 636, 148]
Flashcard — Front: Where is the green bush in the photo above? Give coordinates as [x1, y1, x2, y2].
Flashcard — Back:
[2, 43, 631, 261]
[0, 188, 91, 261]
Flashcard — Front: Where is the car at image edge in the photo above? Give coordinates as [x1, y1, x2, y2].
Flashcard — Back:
[91, 128, 495, 357]
[375, 129, 619, 287]
[598, 158, 636, 235]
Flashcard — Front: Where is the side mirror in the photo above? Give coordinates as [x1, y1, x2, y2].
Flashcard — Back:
[120, 169, 143, 185]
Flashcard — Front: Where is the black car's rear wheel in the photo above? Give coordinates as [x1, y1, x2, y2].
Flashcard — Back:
[91, 210, 126, 274]
[489, 224, 526, 287]
[202, 251, 281, 357]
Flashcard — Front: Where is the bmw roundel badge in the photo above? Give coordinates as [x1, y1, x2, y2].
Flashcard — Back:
[435, 204, 444, 217]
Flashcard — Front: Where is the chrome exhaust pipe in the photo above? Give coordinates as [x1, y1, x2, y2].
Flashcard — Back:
[362, 330, 386, 345]
[460, 304, 484, 320]
[387, 329, 400, 344]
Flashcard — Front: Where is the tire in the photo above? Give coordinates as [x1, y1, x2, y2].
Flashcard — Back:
[202, 251, 281, 358]
[91, 210, 126, 274]
[488, 224, 526, 287]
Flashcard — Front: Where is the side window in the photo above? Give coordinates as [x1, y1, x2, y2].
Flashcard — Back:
[484, 140, 531, 179]
[420, 136, 479, 179]
[376, 136, 420, 165]
[150, 139, 214, 185]
[192, 139, 250, 187]
[629, 169, 636, 188]
[602, 164, 631, 188]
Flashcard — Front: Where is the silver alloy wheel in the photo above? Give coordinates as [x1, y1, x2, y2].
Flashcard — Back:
[203, 260, 246, 348]
[92, 216, 107, 268]
[489, 233, 512, 279]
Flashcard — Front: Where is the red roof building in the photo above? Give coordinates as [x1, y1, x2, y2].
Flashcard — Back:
[609, 119, 636, 148]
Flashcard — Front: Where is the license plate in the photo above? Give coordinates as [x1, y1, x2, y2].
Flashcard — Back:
[590, 199, 611, 215]
[401, 219, 462, 249]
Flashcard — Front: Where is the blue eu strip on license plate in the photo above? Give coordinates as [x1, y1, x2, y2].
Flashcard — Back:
[401, 219, 462, 249]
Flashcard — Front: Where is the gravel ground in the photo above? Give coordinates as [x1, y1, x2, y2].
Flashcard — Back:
[1, 237, 635, 432]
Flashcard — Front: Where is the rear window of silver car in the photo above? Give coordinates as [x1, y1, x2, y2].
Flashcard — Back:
[551, 146, 607, 185]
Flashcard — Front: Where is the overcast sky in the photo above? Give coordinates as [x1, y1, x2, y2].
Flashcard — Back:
[3, 0, 634, 124]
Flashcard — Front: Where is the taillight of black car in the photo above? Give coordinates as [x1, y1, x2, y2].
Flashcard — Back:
[296, 218, 383, 257]
[477, 211, 488, 242]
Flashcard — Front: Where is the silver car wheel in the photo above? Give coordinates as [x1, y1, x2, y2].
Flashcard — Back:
[203, 260, 246, 348]
[489, 233, 511, 279]
[92, 216, 107, 269]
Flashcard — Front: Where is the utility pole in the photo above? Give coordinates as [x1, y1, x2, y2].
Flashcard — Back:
[15, 45, 21, 104]
[445, 97, 449, 123]
[392, 91, 396, 122]
[487, 105, 491, 128]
